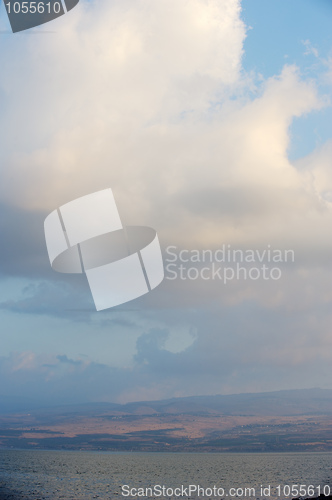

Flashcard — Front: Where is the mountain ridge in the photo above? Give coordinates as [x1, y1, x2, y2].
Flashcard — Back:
[1, 387, 332, 416]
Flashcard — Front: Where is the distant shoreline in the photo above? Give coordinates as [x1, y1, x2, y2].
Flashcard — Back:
[1, 447, 332, 453]
[1, 389, 332, 453]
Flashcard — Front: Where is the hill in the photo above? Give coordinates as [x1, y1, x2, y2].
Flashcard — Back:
[0, 389, 331, 452]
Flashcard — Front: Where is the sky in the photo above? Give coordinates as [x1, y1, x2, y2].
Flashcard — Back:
[0, 0, 332, 409]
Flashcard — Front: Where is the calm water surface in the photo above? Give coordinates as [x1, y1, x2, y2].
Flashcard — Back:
[0, 450, 331, 500]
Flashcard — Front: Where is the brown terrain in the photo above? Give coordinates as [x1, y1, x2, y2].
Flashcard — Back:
[0, 389, 331, 452]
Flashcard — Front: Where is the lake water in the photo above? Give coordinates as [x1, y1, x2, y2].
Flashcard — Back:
[0, 450, 331, 500]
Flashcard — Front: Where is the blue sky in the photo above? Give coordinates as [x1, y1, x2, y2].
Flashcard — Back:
[0, 0, 331, 409]
[242, 0, 332, 160]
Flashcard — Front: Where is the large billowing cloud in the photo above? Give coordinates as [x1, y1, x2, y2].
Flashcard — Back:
[0, 0, 245, 209]
[0, 0, 331, 403]
[0, 0, 330, 248]
[0, 0, 330, 253]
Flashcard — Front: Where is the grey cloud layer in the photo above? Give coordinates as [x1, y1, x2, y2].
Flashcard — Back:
[1, 304, 331, 407]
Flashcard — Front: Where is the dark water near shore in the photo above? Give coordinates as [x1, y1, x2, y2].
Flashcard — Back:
[0, 450, 331, 500]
